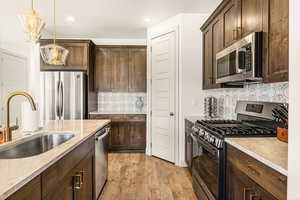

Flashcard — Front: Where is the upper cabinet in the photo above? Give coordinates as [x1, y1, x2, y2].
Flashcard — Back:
[238, 0, 263, 37]
[128, 48, 147, 92]
[94, 46, 146, 93]
[223, 0, 239, 47]
[264, 0, 289, 83]
[201, 0, 289, 89]
[40, 40, 95, 71]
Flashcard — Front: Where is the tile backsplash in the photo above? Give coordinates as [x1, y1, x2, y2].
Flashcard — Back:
[97, 92, 147, 114]
[202, 82, 289, 119]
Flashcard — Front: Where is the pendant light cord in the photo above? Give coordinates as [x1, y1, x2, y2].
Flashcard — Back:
[31, 0, 33, 10]
[53, 0, 56, 44]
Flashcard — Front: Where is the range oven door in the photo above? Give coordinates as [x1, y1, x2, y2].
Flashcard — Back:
[191, 133, 223, 200]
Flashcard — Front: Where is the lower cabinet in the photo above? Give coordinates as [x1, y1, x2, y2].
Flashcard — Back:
[227, 144, 287, 200]
[89, 114, 146, 152]
[7, 176, 41, 200]
[7, 135, 95, 200]
[109, 122, 146, 151]
[227, 161, 277, 200]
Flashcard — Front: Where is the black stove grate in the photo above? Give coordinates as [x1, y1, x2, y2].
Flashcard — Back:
[195, 120, 276, 138]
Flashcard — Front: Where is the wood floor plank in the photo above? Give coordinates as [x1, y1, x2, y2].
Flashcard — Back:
[100, 153, 197, 200]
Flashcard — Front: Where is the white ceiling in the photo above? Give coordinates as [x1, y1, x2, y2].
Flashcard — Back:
[4, 0, 222, 39]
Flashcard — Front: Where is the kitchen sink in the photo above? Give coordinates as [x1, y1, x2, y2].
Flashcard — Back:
[0, 132, 75, 159]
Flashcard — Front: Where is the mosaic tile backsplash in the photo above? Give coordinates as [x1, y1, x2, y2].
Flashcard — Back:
[202, 82, 289, 119]
[97, 92, 147, 114]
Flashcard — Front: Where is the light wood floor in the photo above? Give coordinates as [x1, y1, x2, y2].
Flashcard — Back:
[100, 153, 197, 200]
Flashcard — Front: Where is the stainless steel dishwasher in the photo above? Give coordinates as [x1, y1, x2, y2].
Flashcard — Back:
[95, 125, 110, 199]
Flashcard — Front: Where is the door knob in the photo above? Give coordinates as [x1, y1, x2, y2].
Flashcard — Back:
[170, 112, 174, 116]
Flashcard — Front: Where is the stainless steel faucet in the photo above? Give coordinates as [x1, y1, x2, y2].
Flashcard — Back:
[3, 91, 37, 142]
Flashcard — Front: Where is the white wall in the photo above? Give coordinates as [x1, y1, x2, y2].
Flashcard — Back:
[147, 14, 208, 166]
[288, 0, 300, 199]
[0, 1, 42, 124]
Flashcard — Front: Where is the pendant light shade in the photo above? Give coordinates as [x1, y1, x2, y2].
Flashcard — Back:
[18, 0, 45, 43]
[40, 44, 69, 65]
[40, 0, 69, 65]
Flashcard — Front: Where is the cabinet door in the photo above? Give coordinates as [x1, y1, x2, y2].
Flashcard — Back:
[109, 122, 129, 150]
[227, 161, 277, 200]
[128, 48, 147, 92]
[74, 150, 94, 200]
[211, 16, 223, 88]
[264, 0, 289, 83]
[202, 27, 213, 90]
[64, 43, 89, 69]
[7, 176, 41, 200]
[94, 48, 112, 92]
[128, 122, 146, 150]
[111, 48, 129, 92]
[223, 0, 239, 47]
[238, 0, 263, 37]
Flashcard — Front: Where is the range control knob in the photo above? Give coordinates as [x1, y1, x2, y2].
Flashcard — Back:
[199, 130, 205, 137]
[209, 136, 215, 144]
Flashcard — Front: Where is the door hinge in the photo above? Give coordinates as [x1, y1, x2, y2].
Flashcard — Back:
[150, 110, 152, 116]
[150, 143, 152, 148]
[150, 46, 152, 52]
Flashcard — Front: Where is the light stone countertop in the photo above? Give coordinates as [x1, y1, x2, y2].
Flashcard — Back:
[0, 120, 110, 200]
[89, 111, 146, 115]
[225, 137, 288, 176]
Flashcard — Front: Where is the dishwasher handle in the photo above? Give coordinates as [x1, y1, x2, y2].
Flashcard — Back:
[95, 127, 110, 141]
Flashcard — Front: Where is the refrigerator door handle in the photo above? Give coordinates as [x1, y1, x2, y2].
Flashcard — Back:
[56, 81, 61, 118]
[60, 81, 64, 118]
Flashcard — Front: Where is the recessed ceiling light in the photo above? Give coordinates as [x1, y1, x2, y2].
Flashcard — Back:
[67, 16, 75, 22]
[144, 18, 151, 22]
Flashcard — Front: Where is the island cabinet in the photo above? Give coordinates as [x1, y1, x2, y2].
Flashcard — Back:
[6, 135, 95, 200]
[226, 144, 287, 200]
[201, 0, 289, 89]
[89, 114, 146, 152]
[94, 46, 146, 92]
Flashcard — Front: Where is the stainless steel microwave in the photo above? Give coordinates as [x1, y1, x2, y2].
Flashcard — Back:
[215, 32, 263, 85]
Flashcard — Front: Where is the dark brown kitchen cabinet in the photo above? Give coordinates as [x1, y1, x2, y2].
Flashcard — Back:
[264, 0, 289, 83]
[128, 122, 146, 150]
[227, 144, 287, 200]
[227, 161, 277, 200]
[42, 136, 94, 200]
[40, 40, 94, 71]
[89, 114, 146, 152]
[94, 47, 112, 92]
[223, 0, 239, 47]
[94, 46, 147, 92]
[109, 122, 129, 150]
[237, 0, 263, 37]
[7, 176, 41, 200]
[128, 48, 147, 92]
[111, 48, 129, 92]
[202, 27, 214, 90]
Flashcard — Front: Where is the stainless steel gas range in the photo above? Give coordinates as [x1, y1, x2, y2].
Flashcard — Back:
[190, 101, 282, 200]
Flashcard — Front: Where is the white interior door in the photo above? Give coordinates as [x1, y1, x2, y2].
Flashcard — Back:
[0, 51, 27, 125]
[151, 32, 176, 162]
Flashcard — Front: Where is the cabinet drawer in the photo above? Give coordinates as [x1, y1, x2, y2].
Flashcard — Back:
[125, 115, 146, 122]
[227, 145, 287, 200]
[7, 176, 41, 200]
[42, 136, 94, 198]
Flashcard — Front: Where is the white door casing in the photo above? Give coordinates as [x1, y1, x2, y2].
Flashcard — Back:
[150, 31, 176, 162]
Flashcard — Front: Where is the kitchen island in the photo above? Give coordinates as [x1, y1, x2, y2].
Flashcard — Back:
[0, 120, 110, 200]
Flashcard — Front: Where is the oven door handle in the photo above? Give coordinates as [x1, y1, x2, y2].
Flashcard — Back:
[197, 136, 218, 156]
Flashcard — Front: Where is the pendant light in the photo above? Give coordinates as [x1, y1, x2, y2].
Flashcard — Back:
[18, 0, 45, 43]
[40, 0, 69, 65]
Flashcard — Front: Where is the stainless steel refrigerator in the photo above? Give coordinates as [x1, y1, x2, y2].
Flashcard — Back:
[42, 71, 87, 121]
